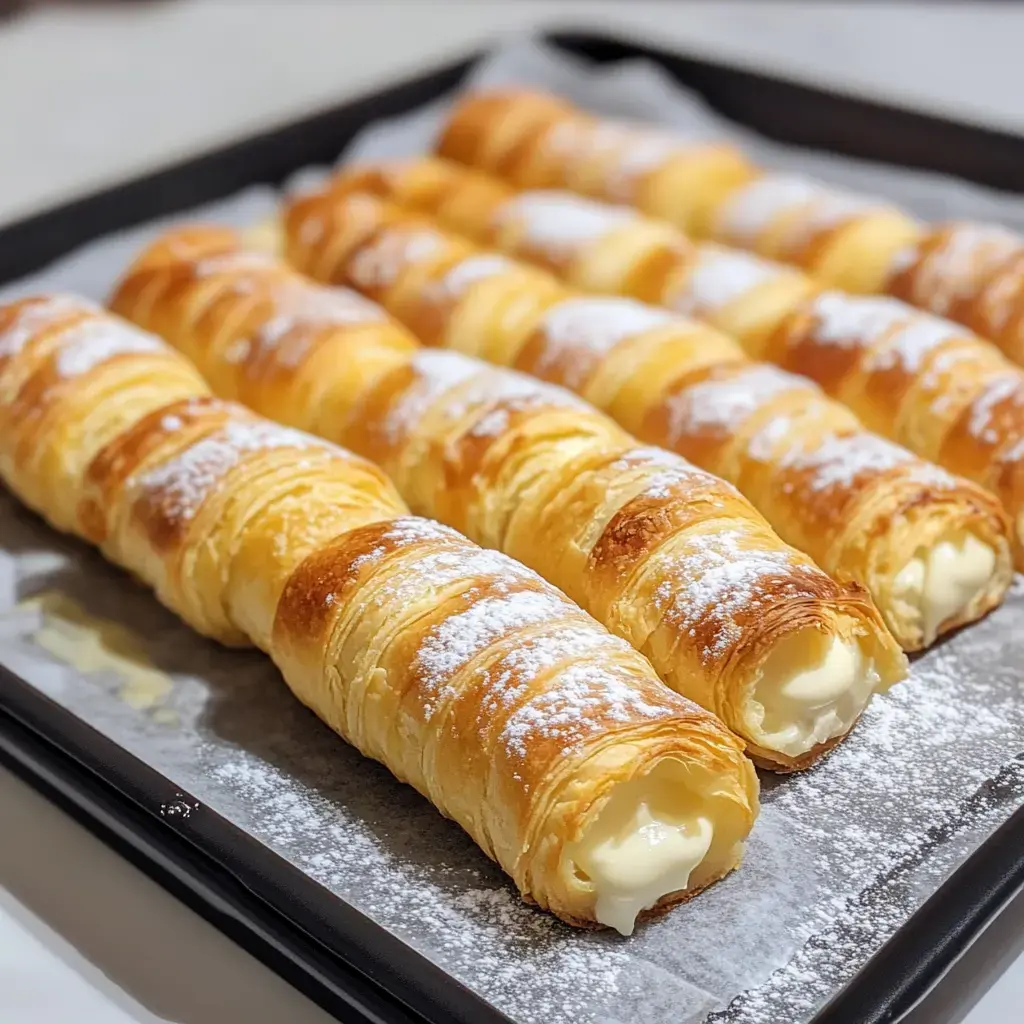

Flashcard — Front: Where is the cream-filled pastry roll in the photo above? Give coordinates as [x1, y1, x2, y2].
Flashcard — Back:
[292, 180, 1012, 648]
[110, 226, 908, 770]
[0, 294, 760, 933]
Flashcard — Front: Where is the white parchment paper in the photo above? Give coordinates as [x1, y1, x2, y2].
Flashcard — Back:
[3, 35, 1024, 1024]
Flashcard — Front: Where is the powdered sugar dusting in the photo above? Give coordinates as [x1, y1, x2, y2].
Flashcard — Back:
[436, 254, 517, 301]
[665, 364, 813, 441]
[347, 227, 446, 290]
[716, 175, 821, 243]
[500, 659, 675, 763]
[863, 315, 963, 373]
[808, 292, 911, 348]
[253, 280, 383, 361]
[373, 546, 537, 612]
[543, 118, 693, 202]
[497, 191, 634, 265]
[415, 588, 571, 715]
[193, 250, 277, 278]
[0, 295, 100, 360]
[782, 432, 916, 492]
[653, 528, 803, 662]
[776, 190, 884, 253]
[135, 418, 330, 522]
[536, 297, 674, 386]
[669, 247, 788, 316]
[910, 223, 1022, 315]
[383, 349, 483, 441]
[53, 319, 167, 377]
[967, 373, 1024, 444]
[747, 415, 794, 462]
[600, 124, 694, 201]
[606, 445, 725, 500]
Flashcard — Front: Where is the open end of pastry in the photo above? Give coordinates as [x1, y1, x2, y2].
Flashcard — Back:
[743, 628, 878, 759]
[891, 531, 998, 648]
[564, 758, 747, 936]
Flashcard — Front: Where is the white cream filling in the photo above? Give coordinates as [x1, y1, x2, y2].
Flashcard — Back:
[746, 631, 877, 758]
[566, 763, 715, 936]
[893, 533, 996, 646]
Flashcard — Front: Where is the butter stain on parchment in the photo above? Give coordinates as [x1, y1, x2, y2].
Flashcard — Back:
[16, 591, 176, 717]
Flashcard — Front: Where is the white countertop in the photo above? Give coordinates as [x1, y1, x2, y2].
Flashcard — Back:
[2, 3, 1023, 1022]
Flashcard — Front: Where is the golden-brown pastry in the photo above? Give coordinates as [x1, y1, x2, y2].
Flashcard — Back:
[763, 290, 1024, 570]
[883, 222, 1024, 365]
[298, 179, 1012, 648]
[112, 226, 907, 771]
[700, 173, 924, 295]
[0, 294, 759, 934]
[434, 90, 922, 292]
[428, 96, 1024, 562]
[436, 89, 756, 239]
[0, 294, 211, 538]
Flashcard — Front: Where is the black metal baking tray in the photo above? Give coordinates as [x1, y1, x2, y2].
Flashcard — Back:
[2, 27, 1024, 1024]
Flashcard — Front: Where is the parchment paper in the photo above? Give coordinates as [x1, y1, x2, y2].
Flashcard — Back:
[3, 35, 1024, 1024]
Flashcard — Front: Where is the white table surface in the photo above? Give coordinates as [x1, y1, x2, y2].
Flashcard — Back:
[2, 3, 1024, 1022]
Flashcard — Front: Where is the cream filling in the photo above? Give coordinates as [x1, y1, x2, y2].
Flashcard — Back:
[893, 533, 996, 646]
[566, 764, 716, 936]
[745, 631, 877, 758]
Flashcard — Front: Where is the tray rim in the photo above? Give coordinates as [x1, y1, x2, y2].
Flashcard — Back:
[2, 24, 1024, 1024]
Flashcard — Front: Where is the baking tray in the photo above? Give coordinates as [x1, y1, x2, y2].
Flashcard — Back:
[3, 27, 1024, 1024]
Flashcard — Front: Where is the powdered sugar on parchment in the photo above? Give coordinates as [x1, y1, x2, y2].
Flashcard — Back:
[201, 750, 640, 1024]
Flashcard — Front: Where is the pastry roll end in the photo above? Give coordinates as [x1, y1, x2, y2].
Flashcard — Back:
[550, 737, 757, 935]
[744, 627, 878, 763]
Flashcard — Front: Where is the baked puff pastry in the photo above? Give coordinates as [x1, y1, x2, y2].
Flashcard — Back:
[0, 295, 759, 934]
[436, 89, 756, 240]
[763, 290, 1024, 570]
[305, 177, 1012, 649]
[883, 223, 1024, 365]
[435, 90, 923, 293]
[111, 227, 906, 771]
